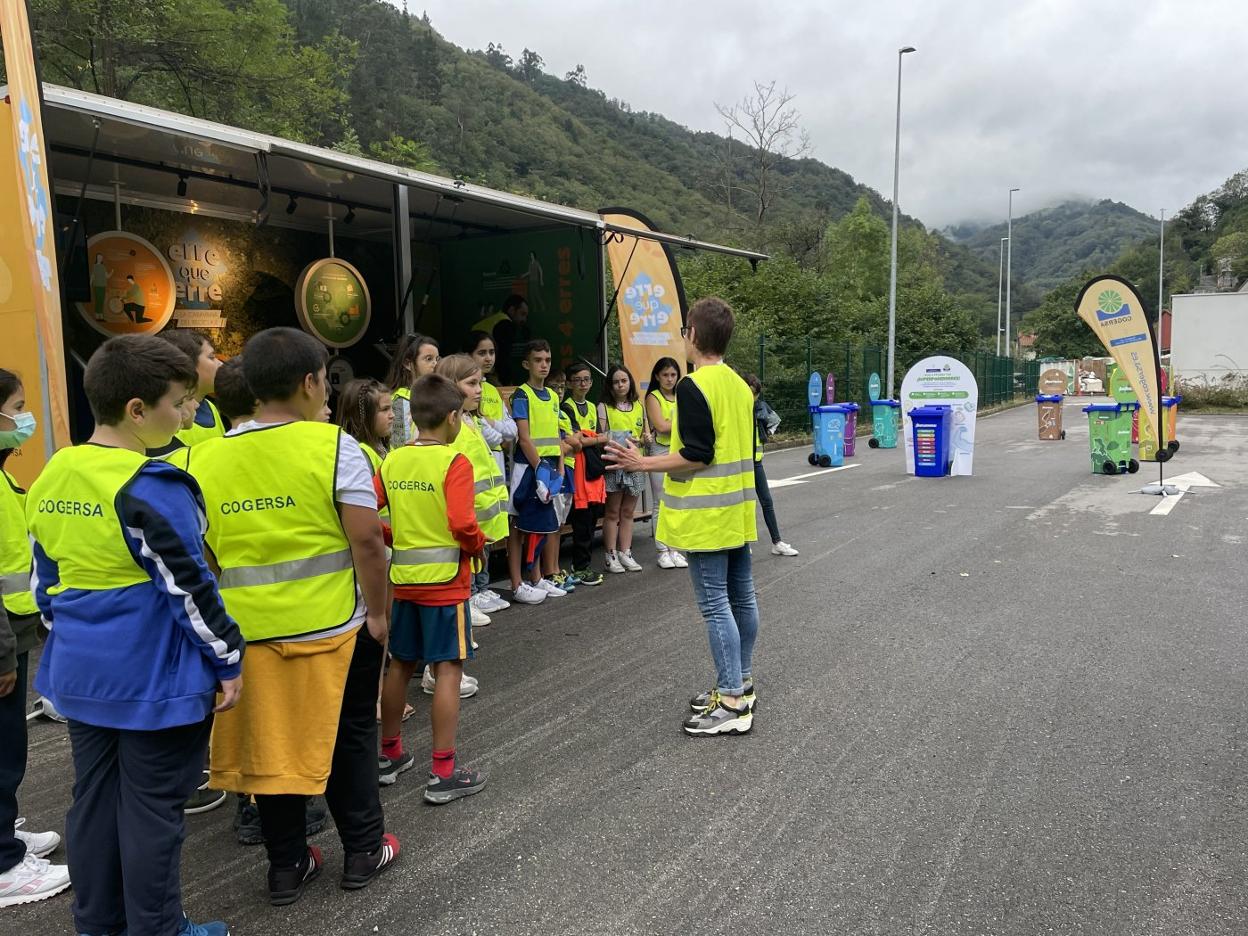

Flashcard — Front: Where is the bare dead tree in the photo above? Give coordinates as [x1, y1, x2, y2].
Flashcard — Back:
[714, 80, 811, 228]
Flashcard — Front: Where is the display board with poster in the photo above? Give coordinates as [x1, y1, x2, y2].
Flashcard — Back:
[900, 356, 979, 476]
[1038, 367, 1068, 396]
[76, 231, 178, 336]
[295, 258, 372, 349]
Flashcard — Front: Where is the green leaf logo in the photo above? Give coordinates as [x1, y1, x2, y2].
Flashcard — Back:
[1098, 289, 1124, 314]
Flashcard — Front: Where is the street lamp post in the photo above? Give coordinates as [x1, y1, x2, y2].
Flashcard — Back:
[1005, 187, 1019, 358]
[996, 236, 1008, 356]
[1157, 209, 1166, 347]
[886, 45, 916, 400]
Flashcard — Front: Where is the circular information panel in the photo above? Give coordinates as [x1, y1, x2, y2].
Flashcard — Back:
[295, 258, 371, 349]
[78, 231, 177, 337]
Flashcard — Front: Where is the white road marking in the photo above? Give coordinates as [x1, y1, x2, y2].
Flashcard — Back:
[1148, 471, 1220, 517]
[769, 463, 861, 489]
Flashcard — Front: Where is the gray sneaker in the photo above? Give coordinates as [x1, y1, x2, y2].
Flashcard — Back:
[683, 695, 753, 736]
[378, 751, 415, 786]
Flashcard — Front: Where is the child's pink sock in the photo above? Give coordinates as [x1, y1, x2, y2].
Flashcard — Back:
[431, 748, 455, 779]
[382, 735, 403, 760]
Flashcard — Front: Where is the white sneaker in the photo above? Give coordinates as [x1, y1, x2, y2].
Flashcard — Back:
[671, 551, 688, 568]
[480, 590, 510, 611]
[537, 578, 568, 597]
[421, 666, 479, 698]
[605, 552, 626, 574]
[657, 550, 677, 570]
[619, 551, 643, 572]
[0, 852, 71, 907]
[513, 582, 547, 604]
[469, 603, 491, 627]
[13, 819, 60, 858]
[771, 541, 800, 557]
[484, 588, 509, 607]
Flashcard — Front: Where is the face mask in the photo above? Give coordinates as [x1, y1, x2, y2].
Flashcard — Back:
[0, 411, 36, 449]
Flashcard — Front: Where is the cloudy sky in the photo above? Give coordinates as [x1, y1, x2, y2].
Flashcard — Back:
[417, 0, 1247, 229]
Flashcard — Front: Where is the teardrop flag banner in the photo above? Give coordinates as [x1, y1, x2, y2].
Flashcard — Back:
[1074, 275, 1164, 452]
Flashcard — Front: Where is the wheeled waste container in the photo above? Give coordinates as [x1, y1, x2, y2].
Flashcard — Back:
[868, 400, 900, 448]
[1035, 394, 1065, 440]
[1082, 402, 1139, 475]
[808, 405, 846, 468]
[1162, 395, 1181, 453]
[910, 405, 953, 477]
[841, 403, 860, 457]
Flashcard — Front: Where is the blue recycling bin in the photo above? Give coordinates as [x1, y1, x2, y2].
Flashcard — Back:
[808, 404, 846, 467]
[910, 405, 953, 477]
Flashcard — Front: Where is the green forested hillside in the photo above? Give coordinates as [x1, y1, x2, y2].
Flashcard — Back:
[952, 200, 1159, 292]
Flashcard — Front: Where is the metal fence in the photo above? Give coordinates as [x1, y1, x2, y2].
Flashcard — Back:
[725, 335, 1039, 435]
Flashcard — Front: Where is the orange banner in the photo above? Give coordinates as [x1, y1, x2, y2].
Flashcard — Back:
[1, 0, 71, 484]
[600, 209, 687, 393]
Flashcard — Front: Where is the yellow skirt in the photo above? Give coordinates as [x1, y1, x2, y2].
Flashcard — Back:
[209, 627, 358, 796]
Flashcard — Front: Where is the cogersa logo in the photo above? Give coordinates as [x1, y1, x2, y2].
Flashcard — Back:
[1095, 289, 1132, 324]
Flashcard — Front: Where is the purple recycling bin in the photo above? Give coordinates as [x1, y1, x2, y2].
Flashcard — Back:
[842, 403, 860, 457]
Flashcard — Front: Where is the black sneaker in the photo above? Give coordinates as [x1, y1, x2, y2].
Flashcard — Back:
[423, 765, 487, 805]
[341, 833, 400, 890]
[268, 845, 322, 906]
[234, 794, 263, 846]
[184, 772, 227, 814]
[378, 750, 415, 786]
[572, 567, 604, 586]
[683, 694, 753, 736]
[689, 682, 756, 713]
[235, 795, 327, 846]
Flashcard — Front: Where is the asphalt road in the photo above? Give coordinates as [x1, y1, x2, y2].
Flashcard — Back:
[12, 400, 1248, 935]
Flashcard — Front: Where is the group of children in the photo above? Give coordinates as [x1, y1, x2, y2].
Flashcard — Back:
[0, 316, 800, 932]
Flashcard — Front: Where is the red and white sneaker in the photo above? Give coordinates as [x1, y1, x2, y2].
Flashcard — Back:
[0, 853, 72, 907]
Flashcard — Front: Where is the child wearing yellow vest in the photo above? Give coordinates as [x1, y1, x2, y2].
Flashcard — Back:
[190, 327, 398, 904]
[386, 334, 440, 448]
[26, 337, 243, 931]
[162, 329, 225, 447]
[0, 368, 70, 908]
[376, 374, 487, 803]
[335, 378, 394, 477]
[645, 357, 688, 570]
[598, 364, 650, 574]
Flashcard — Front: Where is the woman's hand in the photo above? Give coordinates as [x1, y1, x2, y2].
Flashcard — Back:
[604, 438, 645, 472]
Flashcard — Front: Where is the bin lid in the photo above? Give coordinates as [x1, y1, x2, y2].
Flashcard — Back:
[909, 405, 953, 417]
[1162, 395, 1181, 405]
[808, 404, 849, 414]
[873, 399, 902, 408]
[1082, 403, 1121, 413]
[841, 403, 860, 412]
[1035, 394, 1063, 402]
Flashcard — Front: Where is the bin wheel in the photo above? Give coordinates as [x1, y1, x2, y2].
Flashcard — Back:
[819, 455, 832, 468]
[1168, 440, 1180, 452]
[1157, 448, 1173, 463]
[1102, 460, 1117, 475]
[1060, 430, 1066, 440]
[1127, 459, 1139, 474]
[868, 437, 880, 448]
[807, 453, 817, 466]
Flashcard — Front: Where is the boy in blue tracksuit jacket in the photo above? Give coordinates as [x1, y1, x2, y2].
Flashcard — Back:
[27, 335, 244, 936]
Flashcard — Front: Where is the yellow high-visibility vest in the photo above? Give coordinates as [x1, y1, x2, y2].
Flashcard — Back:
[381, 443, 463, 585]
[513, 383, 562, 458]
[189, 422, 358, 642]
[658, 364, 758, 552]
[648, 389, 676, 447]
[604, 401, 644, 441]
[479, 382, 506, 453]
[0, 469, 37, 615]
[26, 446, 151, 593]
[451, 416, 509, 543]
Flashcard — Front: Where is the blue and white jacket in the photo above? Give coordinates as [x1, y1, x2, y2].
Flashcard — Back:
[33, 460, 244, 731]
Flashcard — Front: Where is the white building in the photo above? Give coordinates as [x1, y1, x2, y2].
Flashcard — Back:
[1170, 291, 1248, 383]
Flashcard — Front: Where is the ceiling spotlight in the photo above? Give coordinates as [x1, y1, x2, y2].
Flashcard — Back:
[344, 205, 356, 225]
[176, 174, 188, 198]
[286, 195, 298, 215]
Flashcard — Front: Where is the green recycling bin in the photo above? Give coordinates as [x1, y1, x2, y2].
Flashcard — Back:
[1082, 402, 1139, 475]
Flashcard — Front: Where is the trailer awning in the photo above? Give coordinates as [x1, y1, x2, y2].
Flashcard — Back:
[27, 84, 767, 262]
